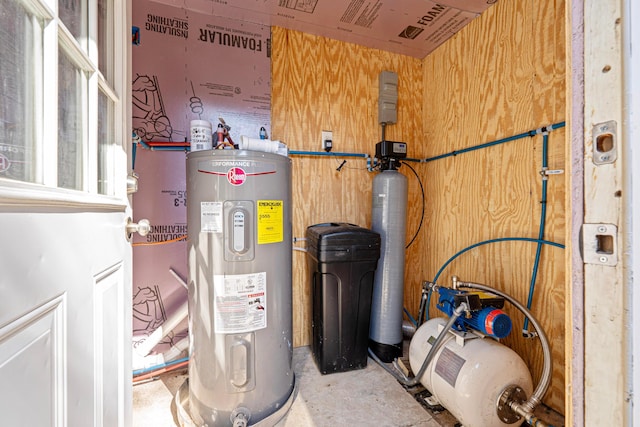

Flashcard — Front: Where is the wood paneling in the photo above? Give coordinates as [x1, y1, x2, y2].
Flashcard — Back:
[271, 0, 566, 414]
[271, 27, 423, 348]
[419, 0, 566, 413]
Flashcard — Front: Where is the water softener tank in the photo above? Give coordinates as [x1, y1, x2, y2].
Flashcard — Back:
[185, 150, 295, 426]
[409, 318, 533, 427]
[369, 169, 408, 362]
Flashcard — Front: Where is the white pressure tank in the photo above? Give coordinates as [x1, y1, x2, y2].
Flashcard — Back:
[409, 317, 533, 427]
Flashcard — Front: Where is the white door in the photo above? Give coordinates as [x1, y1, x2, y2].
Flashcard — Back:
[0, 0, 133, 426]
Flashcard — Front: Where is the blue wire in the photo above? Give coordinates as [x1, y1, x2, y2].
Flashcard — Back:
[429, 237, 565, 307]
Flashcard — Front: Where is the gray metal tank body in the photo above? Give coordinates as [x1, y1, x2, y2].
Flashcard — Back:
[186, 150, 294, 426]
[368, 169, 408, 358]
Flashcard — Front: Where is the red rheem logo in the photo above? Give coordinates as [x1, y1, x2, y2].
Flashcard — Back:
[227, 167, 246, 185]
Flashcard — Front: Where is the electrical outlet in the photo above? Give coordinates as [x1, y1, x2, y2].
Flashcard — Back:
[321, 130, 333, 152]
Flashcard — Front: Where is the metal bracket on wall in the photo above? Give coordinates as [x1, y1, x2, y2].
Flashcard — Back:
[592, 120, 617, 165]
[581, 223, 618, 266]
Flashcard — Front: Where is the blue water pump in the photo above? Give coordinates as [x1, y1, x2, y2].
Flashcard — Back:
[436, 286, 513, 339]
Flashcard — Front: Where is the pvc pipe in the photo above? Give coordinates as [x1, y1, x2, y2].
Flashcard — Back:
[134, 300, 188, 357]
[160, 337, 189, 362]
[169, 267, 188, 289]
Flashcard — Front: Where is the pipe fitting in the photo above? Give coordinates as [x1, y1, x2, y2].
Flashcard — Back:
[508, 400, 553, 427]
[496, 384, 527, 424]
[231, 407, 251, 427]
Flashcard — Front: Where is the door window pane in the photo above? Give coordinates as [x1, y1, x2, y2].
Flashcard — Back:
[59, 0, 86, 46]
[98, 90, 115, 195]
[98, 0, 113, 83]
[0, 0, 39, 183]
[58, 48, 85, 190]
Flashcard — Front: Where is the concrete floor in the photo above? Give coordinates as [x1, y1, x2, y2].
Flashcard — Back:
[133, 345, 457, 427]
[133, 345, 564, 427]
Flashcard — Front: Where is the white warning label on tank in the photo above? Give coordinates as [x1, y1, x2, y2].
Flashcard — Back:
[201, 201, 223, 233]
[435, 346, 466, 387]
[213, 272, 267, 334]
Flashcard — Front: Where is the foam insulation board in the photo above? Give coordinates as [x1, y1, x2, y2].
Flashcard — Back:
[149, 0, 498, 58]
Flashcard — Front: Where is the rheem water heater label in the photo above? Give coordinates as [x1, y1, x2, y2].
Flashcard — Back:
[201, 201, 223, 232]
[213, 272, 267, 334]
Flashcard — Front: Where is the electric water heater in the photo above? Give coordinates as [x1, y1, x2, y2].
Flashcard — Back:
[184, 149, 295, 427]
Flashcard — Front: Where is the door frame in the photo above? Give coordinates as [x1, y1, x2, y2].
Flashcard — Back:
[570, 0, 638, 425]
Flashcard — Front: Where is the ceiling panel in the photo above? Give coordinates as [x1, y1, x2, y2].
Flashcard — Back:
[150, 0, 498, 58]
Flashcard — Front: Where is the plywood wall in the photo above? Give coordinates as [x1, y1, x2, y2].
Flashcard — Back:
[270, 27, 424, 349]
[418, 0, 566, 413]
[271, 0, 566, 414]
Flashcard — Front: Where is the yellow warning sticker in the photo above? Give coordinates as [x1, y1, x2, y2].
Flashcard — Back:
[257, 200, 284, 244]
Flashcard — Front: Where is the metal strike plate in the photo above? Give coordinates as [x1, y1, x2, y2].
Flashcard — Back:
[592, 120, 617, 165]
[581, 223, 618, 266]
